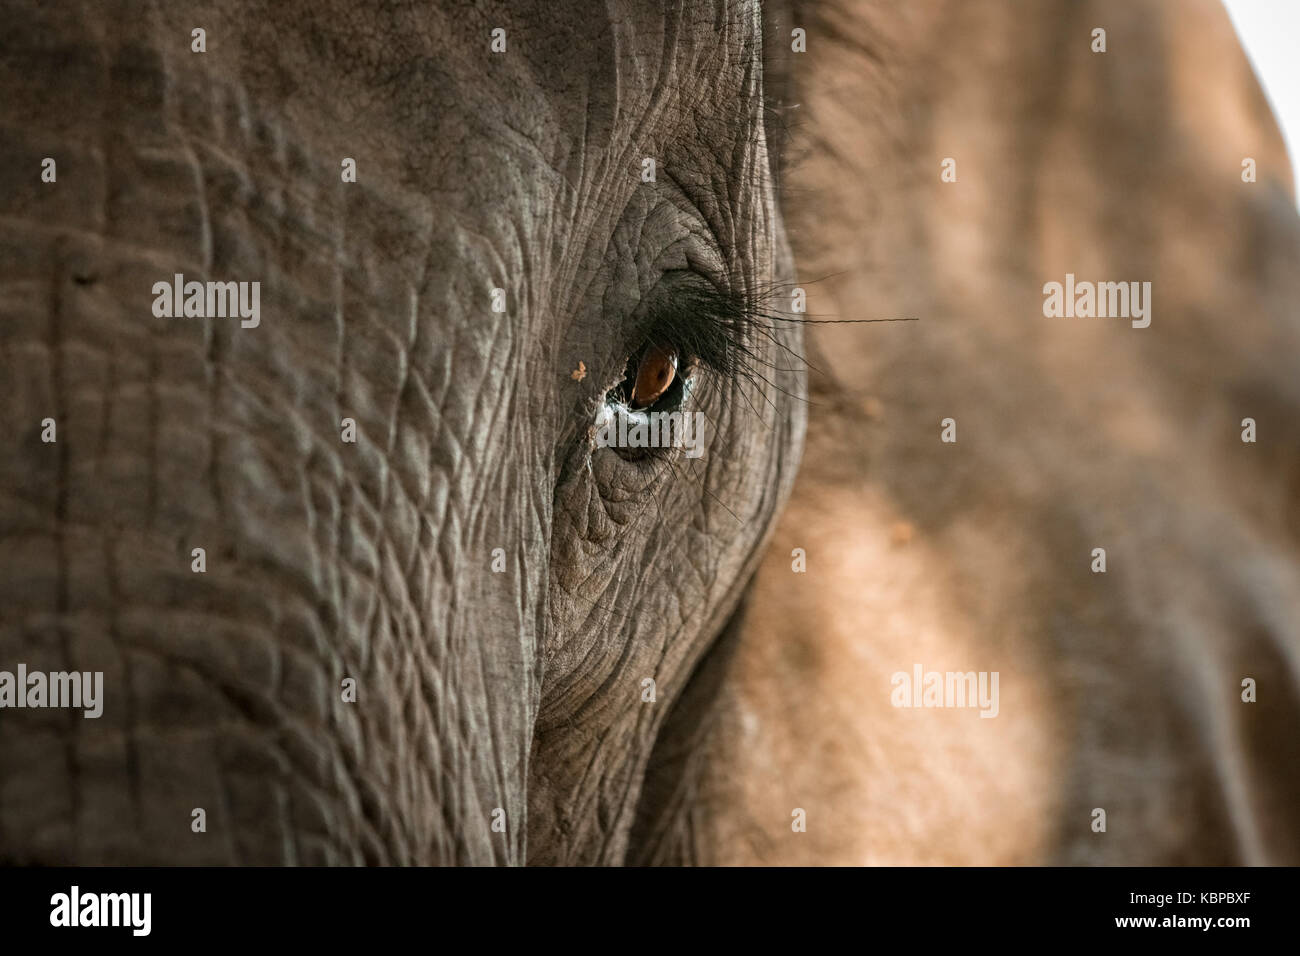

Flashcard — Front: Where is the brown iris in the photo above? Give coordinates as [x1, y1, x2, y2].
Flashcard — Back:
[629, 344, 678, 409]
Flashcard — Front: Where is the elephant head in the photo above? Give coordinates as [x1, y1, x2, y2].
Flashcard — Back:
[0, 0, 805, 864]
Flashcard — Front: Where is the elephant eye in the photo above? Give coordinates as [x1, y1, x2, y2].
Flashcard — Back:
[629, 344, 678, 408]
[605, 272, 748, 414]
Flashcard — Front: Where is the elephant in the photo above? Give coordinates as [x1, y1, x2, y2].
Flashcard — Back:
[1, 0, 1298, 867]
[0, 0, 806, 866]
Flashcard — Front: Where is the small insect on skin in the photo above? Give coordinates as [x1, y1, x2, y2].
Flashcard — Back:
[631, 345, 678, 408]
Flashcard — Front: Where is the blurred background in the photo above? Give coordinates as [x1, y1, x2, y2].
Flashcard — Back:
[642, 0, 1300, 866]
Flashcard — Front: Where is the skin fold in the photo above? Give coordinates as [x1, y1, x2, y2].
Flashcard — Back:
[0, 0, 1296, 866]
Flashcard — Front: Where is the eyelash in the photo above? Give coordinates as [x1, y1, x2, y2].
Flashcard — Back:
[623, 279, 797, 409]
[586, 272, 907, 476]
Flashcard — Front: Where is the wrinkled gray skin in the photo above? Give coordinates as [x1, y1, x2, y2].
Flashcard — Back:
[0, 0, 804, 863]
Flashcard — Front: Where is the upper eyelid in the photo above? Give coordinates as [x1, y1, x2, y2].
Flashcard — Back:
[629, 273, 755, 379]
[648, 171, 733, 288]
[628, 272, 722, 350]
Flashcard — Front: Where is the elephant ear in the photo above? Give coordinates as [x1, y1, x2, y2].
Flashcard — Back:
[637, 0, 1300, 865]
